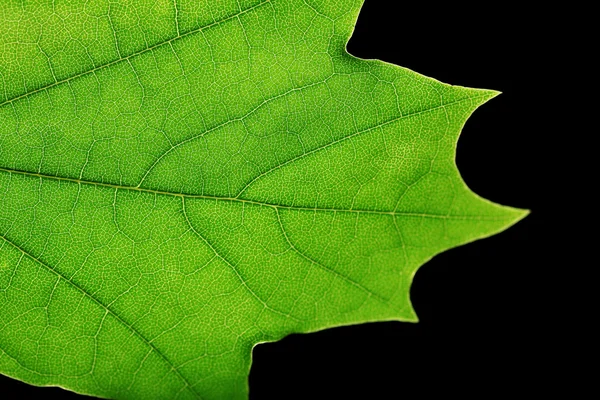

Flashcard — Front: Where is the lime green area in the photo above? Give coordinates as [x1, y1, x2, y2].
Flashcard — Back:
[0, 0, 526, 398]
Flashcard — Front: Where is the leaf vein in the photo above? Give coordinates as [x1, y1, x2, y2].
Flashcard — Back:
[274, 208, 403, 312]
[0, 0, 271, 109]
[0, 234, 203, 399]
[235, 95, 483, 196]
[181, 197, 300, 320]
[0, 167, 509, 221]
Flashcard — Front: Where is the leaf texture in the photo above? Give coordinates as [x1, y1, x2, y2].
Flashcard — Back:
[0, 0, 527, 398]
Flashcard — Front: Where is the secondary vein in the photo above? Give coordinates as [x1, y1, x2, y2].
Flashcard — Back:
[0, 1, 270, 109]
[0, 233, 204, 399]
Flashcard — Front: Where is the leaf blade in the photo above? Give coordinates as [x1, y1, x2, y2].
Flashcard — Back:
[0, 0, 527, 398]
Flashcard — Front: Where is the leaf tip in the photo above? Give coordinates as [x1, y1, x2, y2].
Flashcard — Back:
[478, 202, 530, 240]
[406, 312, 420, 324]
[503, 206, 530, 229]
[470, 88, 502, 104]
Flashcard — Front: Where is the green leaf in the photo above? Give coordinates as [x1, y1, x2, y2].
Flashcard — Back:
[0, 0, 527, 398]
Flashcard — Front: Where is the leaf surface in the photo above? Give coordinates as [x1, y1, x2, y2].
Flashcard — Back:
[0, 0, 527, 398]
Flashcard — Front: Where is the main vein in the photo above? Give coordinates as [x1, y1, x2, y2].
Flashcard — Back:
[0, 93, 508, 221]
[0, 166, 505, 221]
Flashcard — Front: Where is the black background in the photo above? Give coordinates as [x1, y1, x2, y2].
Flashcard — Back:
[2, 1, 541, 398]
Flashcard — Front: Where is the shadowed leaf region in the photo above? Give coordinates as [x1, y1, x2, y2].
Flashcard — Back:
[0, 0, 527, 398]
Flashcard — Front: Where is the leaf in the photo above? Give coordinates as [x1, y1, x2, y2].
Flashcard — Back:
[0, 0, 527, 398]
